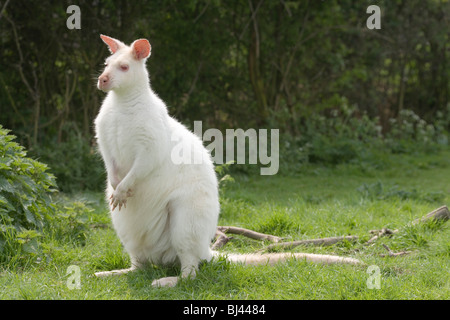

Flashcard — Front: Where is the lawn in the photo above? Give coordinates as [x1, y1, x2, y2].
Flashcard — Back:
[0, 150, 449, 300]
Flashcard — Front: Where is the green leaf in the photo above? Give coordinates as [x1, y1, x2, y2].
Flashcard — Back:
[0, 178, 15, 194]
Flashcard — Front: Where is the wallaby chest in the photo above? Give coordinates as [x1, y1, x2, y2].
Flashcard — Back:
[96, 103, 150, 168]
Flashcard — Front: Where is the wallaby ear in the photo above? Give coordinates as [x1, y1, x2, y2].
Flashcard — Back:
[100, 35, 125, 54]
[131, 39, 151, 60]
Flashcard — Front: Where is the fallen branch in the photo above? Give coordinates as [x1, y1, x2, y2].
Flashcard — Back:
[213, 227, 361, 265]
[211, 229, 232, 250]
[411, 205, 449, 225]
[262, 235, 359, 252]
[217, 226, 283, 243]
[213, 206, 448, 265]
[365, 206, 449, 245]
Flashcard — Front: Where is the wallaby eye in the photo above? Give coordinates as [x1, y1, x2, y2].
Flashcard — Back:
[120, 64, 129, 72]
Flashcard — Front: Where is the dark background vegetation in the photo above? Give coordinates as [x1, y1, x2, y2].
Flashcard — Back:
[0, 0, 449, 192]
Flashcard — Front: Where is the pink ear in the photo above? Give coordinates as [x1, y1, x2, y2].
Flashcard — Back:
[131, 39, 151, 60]
[100, 35, 124, 54]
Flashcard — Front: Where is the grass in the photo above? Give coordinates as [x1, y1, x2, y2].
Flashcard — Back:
[0, 150, 449, 300]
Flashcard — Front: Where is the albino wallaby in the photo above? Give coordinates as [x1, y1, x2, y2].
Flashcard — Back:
[93, 35, 361, 287]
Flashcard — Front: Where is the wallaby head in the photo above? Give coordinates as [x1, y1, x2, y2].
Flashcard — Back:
[97, 35, 151, 93]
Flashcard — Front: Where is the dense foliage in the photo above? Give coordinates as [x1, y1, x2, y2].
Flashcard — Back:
[0, 126, 56, 261]
[0, 126, 90, 264]
[0, 0, 449, 190]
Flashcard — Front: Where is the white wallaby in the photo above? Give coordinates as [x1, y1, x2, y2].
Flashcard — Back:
[93, 35, 361, 287]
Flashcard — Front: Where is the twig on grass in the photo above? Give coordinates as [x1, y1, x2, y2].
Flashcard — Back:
[217, 226, 283, 243]
[211, 229, 232, 250]
[380, 244, 414, 257]
[261, 235, 359, 252]
[364, 206, 449, 245]
[213, 206, 448, 264]
[366, 228, 397, 245]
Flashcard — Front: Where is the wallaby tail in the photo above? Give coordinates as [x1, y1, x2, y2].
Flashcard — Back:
[214, 251, 362, 266]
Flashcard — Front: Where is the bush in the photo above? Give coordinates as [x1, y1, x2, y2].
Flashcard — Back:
[385, 109, 448, 154]
[48, 199, 92, 246]
[280, 100, 384, 169]
[279, 101, 449, 172]
[0, 126, 94, 265]
[357, 181, 446, 203]
[0, 125, 57, 263]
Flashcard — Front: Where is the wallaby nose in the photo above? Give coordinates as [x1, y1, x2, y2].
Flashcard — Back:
[98, 74, 109, 90]
[100, 74, 109, 84]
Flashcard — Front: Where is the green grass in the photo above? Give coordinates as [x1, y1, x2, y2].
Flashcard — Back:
[0, 150, 449, 300]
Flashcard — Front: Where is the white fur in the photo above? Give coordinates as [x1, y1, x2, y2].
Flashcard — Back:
[94, 35, 219, 287]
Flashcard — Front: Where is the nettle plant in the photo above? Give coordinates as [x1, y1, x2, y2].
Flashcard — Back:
[0, 125, 57, 261]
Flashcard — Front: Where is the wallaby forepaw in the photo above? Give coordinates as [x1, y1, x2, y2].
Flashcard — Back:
[110, 188, 133, 211]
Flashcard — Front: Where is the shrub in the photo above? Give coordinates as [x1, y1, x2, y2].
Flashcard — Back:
[0, 126, 93, 264]
[357, 181, 446, 203]
[0, 125, 57, 263]
[215, 161, 235, 192]
[49, 200, 91, 246]
[385, 109, 448, 154]
[279, 101, 448, 171]
[280, 100, 384, 168]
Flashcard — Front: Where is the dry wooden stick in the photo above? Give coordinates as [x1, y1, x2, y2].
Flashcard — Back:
[380, 244, 414, 257]
[262, 235, 359, 252]
[365, 206, 449, 245]
[211, 229, 232, 250]
[217, 226, 283, 243]
[411, 205, 449, 225]
[214, 206, 448, 260]
[366, 228, 397, 245]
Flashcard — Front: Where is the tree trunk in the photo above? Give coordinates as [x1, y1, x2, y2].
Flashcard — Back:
[247, 0, 269, 125]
